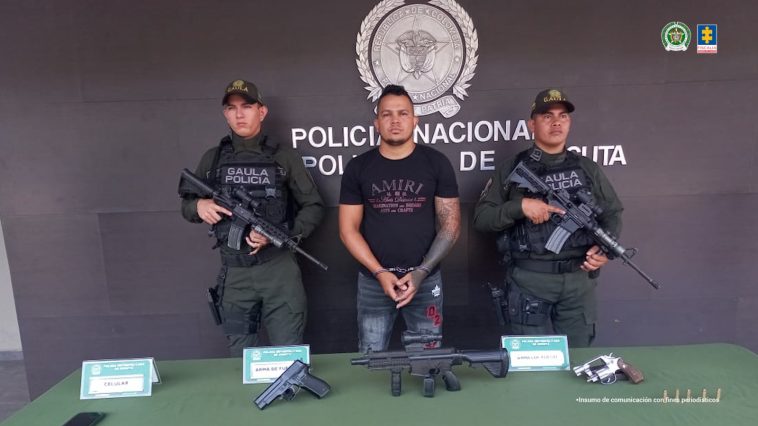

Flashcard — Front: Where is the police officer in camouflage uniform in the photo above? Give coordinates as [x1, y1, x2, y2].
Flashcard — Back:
[180, 79, 324, 356]
[474, 89, 623, 347]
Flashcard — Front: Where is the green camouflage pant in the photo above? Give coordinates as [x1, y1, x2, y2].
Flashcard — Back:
[506, 266, 597, 347]
[220, 251, 306, 356]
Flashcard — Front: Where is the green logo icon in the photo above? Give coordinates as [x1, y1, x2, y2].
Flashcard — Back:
[661, 21, 692, 52]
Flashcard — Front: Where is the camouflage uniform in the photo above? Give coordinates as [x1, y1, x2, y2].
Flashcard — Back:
[474, 145, 623, 347]
[182, 132, 323, 356]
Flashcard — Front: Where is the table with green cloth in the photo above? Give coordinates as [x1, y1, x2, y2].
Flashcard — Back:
[3, 343, 757, 426]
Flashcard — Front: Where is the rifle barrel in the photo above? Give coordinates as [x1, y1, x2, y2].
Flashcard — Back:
[295, 246, 329, 271]
[181, 169, 214, 196]
[620, 254, 661, 289]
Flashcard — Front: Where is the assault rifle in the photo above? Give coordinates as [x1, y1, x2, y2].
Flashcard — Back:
[350, 332, 509, 397]
[254, 360, 331, 409]
[179, 169, 328, 271]
[507, 162, 660, 289]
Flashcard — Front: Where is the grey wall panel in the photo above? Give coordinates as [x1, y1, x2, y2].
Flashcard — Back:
[99, 211, 219, 315]
[612, 81, 757, 197]
[0, 100, 228, 216]
[595, 193, 758, 300]
[0, 0, 83, 103]
[596, 298, 738, 347]
[2, 214, 109, 318]
[74, 0, 377, 103]
[19, 313, 228, 395]
[476, 1, 667, 89]
[474, 0, 757, 90]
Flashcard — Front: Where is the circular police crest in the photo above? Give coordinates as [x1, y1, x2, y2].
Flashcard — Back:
[661, 21, 692, 52]
[356, 0, 478, 118]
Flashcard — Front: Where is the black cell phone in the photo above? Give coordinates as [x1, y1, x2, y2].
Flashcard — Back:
[63, 412, 105, 426]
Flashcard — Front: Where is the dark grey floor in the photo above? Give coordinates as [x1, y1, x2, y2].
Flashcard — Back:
[0, 359, 30, 423]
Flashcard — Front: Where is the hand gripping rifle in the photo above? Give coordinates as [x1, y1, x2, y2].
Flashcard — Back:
[507, 162, 660, 289]
[350, 332, 509, 397]
[179, 169, 328, 271]
[253, 360, 331, 409]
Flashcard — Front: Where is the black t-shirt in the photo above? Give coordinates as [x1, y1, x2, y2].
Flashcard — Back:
[340, 144, 458, 275]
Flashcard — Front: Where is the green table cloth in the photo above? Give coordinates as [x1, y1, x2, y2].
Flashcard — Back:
[3, 343, 756, 426]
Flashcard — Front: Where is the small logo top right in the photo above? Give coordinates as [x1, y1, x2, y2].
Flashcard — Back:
[661, 22, 718, 54]
[696, 24, 718, 54]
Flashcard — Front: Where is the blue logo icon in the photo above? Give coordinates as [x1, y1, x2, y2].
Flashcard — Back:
[697, 24, 717, 54]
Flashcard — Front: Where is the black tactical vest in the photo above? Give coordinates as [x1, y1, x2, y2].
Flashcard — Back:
[506, 148, 596, 256]
[209, 135, 292, 248]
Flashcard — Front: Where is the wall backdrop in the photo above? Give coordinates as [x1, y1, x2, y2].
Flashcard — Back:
[1, 0, 756, 398]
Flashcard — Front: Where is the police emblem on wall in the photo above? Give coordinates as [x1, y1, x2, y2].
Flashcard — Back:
[661, 21, 692, 52]
[356, 0, 478, 118]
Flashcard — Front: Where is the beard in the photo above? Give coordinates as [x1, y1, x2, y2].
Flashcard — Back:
[381, 132, 413, 146]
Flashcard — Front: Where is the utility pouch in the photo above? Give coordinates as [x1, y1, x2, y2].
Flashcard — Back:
[207, 287, 222, 325]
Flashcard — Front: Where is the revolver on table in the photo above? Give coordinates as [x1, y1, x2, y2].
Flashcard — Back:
[572, 353, 644, 384]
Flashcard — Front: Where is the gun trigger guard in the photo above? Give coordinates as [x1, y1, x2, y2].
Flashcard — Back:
[283, 386, 299, 400]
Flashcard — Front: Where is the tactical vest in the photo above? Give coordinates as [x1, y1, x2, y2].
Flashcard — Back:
[209, 135, 292, 261]
[505, 148, 596, 257]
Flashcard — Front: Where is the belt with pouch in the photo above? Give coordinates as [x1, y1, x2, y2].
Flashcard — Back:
[512, 258, 584, 274]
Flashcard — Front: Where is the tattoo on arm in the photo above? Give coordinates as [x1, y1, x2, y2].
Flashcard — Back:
[418, 197, 461, 272]
[435, 197, 460, 239]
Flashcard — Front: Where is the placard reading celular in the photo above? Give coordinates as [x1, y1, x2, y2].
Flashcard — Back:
[243, 345, 310, 384]
[501, 335, 570, 371]
[80, 358, 160, 399]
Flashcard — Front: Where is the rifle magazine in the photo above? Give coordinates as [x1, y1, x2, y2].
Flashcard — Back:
[545, 226, 572, 254]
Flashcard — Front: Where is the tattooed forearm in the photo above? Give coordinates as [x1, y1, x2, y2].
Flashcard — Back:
[435, 197, 460, 239]
[417, 197, 461, 273]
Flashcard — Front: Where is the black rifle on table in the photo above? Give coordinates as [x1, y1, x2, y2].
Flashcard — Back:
[253, 360, 331, 409]
[179, 169, 328, 271]
[350, 331, 509, 397]
[507, 161, 660, 289]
